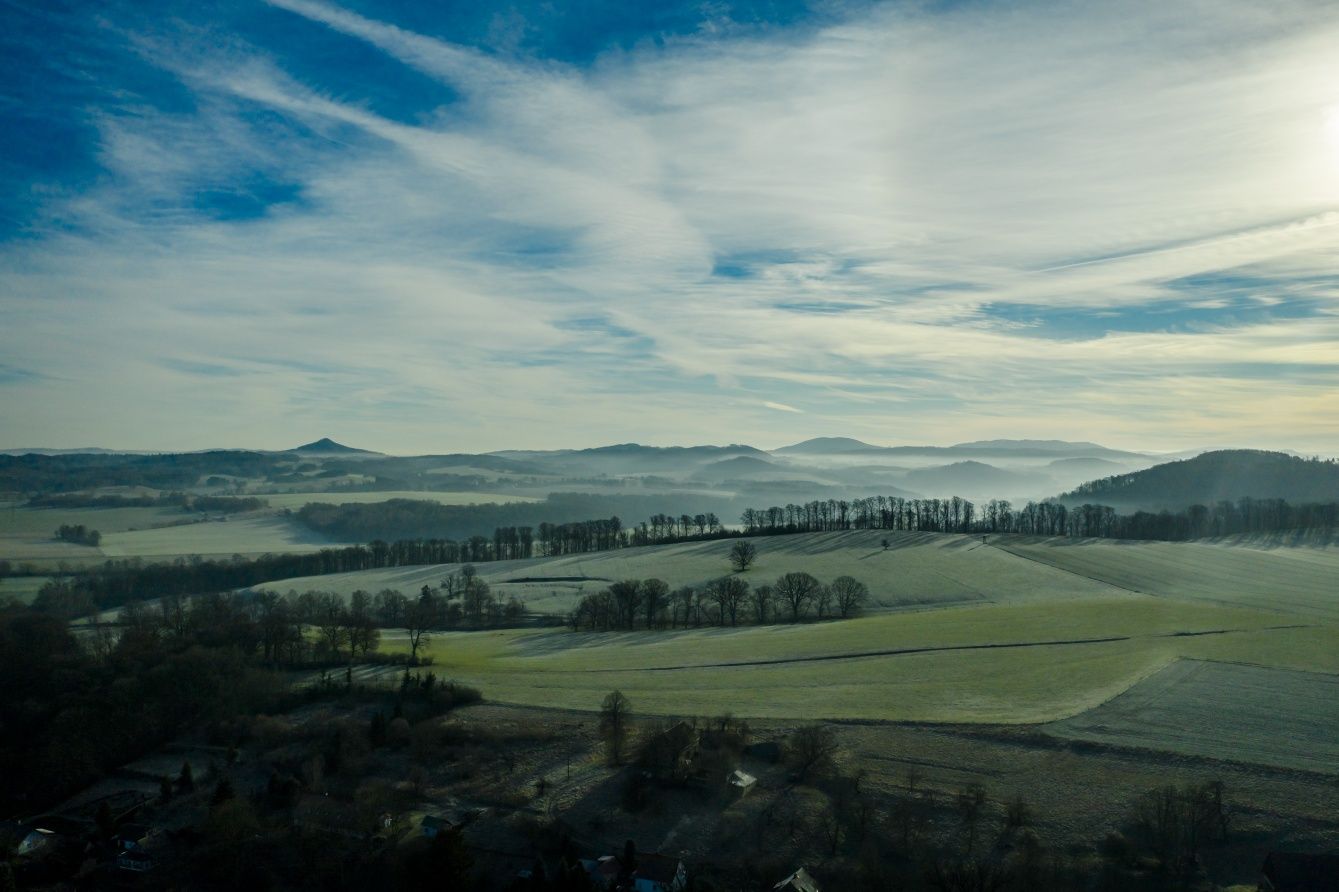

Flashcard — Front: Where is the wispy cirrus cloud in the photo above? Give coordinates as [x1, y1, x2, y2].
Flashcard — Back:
[1, 0, 1338, 452]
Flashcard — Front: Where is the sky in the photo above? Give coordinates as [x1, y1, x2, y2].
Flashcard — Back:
[2, 0, 1338, 455]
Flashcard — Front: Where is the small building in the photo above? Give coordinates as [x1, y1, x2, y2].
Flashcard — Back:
[579, 855, 621, 888]
[117, 849, 155, 872]
[631, 853, 687, 892]
[727, 769, 757, 798]
[16, 827, 56, 857]
[640, 721, 700, 784]
[773, 866, 820, 892]
[1259, 852, 1339, 891]
[118, 823, 151, 851]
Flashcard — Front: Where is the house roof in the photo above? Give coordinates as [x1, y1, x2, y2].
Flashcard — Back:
[635, 853, 683, 884]
[1263, 852, 1339, 891]
[773, 866, 820, 892]
[728, 769, 757, 787]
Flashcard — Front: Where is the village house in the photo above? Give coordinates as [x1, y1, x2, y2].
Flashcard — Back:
[772, 866, 820, 891]
[727, 768, 757, 798]
[639, 721, 699, 784]
[630, 852, 687, 892]
[580, 851, 688, 892]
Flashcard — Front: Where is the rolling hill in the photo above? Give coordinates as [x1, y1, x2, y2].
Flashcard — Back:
[1059, 449, 1339, 510]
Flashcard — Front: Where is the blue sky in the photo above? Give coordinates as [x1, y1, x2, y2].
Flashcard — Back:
[2, 0, 1338, 453]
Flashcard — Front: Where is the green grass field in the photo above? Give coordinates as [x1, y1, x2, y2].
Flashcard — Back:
[296, 530, 1336, 742]
[98, 515, 350, 558]
[0, 575, 53, 604]
[1045, 659, 1339, 773]
[375, 591, 1339, 725]
[257, 530, 1129, 613]
[999, 537, 1339, 621]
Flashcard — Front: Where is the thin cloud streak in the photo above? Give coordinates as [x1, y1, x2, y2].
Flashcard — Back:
[1, 0, 1338, 452]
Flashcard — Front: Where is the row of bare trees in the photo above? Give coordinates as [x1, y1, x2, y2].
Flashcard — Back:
[568, 572, 868, 632]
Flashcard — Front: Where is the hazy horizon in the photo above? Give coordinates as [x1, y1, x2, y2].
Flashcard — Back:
[4, 0, 1339, 455]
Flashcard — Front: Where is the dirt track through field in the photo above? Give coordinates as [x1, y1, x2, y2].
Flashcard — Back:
[580, 624, 1310, 672]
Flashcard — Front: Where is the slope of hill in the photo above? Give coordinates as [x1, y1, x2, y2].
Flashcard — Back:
[903, 460, 1045, 496]
[1059, 450, 1339, 510]
[952, 439, 1134, 457]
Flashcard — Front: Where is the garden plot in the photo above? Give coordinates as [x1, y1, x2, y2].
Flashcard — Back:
[1044, 659, 1339, 774]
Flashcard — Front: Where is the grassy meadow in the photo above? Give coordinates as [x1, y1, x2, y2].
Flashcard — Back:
[383, 594, 1339, 724]
[257, 530, 1128, 613]
[0, 490, 530, 564]
[1045, 659, 1339, 772]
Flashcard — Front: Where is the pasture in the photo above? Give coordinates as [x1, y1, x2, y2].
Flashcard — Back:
[999, 537, 1339, 622]
[98, 514, 350, 558]
[248, 529, 1339, 741]
[257, 529, 1128, 614]
[1044, 660, 1339, 773]
[0, 574, 52, 604]
[383, 596, 1339, 726]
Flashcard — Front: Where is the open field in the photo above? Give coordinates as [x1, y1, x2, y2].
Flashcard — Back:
[376, 596, 1339, 725]
[1044, 659, 1339, 773]
[0, 500, 190, 536]
[0, 501, 195, 564]
[259, 490, 540, 509]
[98, 514, 351, 557]
[248, 529, 1339, 732]
[0, 574, 52, 604]
[258, 529, 1129, 614]
[999, 536, 1339, 621]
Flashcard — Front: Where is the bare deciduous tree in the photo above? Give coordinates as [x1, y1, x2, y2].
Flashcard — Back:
[786, 724, 839, 781]
[774, 571, 821, 623]
[600, 690, 632, 765]
[729, 540, 758, 572]
[830, 576, 869, 618]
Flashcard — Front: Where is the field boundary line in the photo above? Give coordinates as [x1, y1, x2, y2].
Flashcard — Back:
[986, 541, 1148, 595]
[577, 624, 1312, 673]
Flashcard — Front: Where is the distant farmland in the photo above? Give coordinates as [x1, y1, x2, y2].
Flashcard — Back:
[259, 490, 540, 510]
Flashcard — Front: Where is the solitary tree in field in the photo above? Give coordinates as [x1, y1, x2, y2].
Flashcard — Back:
[830, 576, 869, 618]
[406, 589, 436, 664]
[729, 540, 758, 572]
[600, 690, 632, 765]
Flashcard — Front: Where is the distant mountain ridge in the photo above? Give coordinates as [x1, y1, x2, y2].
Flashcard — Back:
[775, 437, 1145, 461]
[1058, 449, 1339, 509]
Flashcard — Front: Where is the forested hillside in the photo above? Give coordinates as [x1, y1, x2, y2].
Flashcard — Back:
[296, 492, 734, 542]
[1060, 450, 1339, 509]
